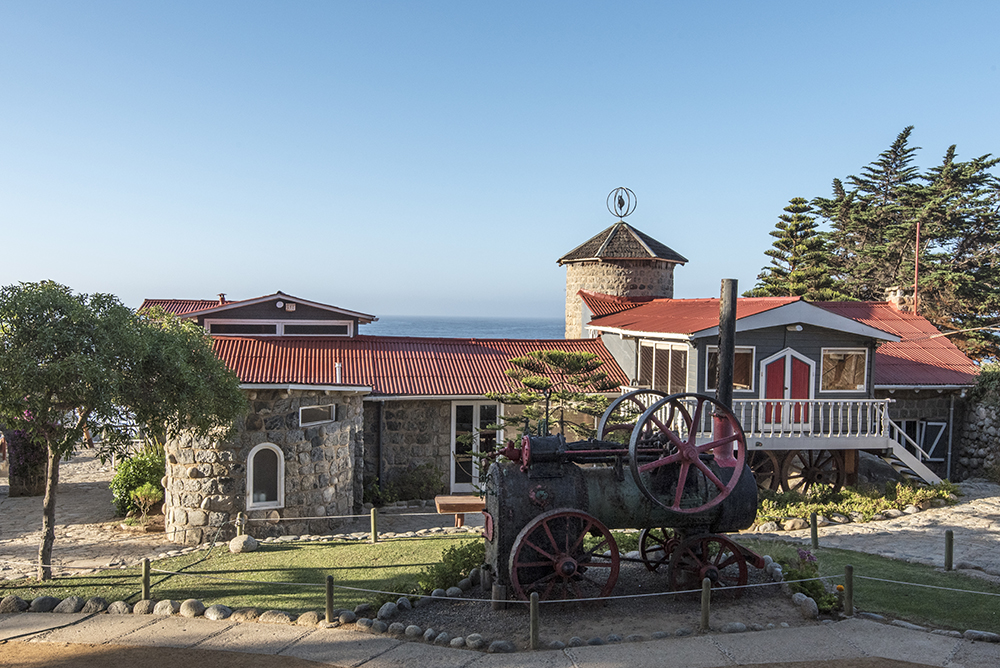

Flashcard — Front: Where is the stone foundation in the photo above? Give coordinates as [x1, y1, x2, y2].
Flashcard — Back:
[956, 402, 1000, 480]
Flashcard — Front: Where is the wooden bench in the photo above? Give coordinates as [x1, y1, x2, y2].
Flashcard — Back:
[434, 494, 486, 527]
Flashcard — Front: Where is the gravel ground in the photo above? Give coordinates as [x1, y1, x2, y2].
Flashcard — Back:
[393, 558, 812, 649]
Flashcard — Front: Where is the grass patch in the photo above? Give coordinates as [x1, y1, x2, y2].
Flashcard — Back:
[740, 538, 1000, 633]
[755, 480, 958, 526]
[0, 535, 482, 614]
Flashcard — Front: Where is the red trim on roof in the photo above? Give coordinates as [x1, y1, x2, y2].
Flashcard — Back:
[212, 335, 629, 396]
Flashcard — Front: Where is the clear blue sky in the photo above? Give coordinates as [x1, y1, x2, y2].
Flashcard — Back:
[3, 2, 998, 318]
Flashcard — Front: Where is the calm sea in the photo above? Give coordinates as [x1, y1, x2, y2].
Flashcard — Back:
[360, 315, 564, 339]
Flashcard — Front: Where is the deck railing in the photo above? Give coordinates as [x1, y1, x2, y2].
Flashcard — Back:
[729, 399, 891, 440]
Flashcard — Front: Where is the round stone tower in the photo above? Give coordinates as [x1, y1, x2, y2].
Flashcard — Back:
[559, 220, 687, 338]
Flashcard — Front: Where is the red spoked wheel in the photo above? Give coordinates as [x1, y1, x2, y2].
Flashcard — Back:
[508, 509, 620, 601]
[638, 527, 677, 572]
[597, 390, 670, 442]
[668, 533, 749, 594]
[628, 393, 746, 514]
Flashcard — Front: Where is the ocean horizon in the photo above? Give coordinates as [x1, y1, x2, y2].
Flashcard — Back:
[359, 315, 565, 339]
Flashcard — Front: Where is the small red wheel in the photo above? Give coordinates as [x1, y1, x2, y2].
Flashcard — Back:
[638, 527, 677, 572]
[508, 509, 620, 601]
[597, 390, 670, 442]
[668, 533, 748, 594]
[628, 393, 746, 514]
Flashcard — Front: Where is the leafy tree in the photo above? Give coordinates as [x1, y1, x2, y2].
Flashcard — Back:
[0, 281, 246, 579]
[486, 350, 620, 440]
[814, 126, 924, 301]
[745, 197, 844, 300]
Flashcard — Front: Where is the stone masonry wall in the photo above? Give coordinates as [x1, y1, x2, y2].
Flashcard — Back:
[163, 389, 364, 545]
[956, 401, 1000, 480]
[362, 400, 450, 498]
[564, 260, 675, 338]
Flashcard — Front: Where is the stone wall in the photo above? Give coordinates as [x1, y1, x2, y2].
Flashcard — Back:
[163, 389, 364, 545]
[878, 389, 956, 423]
[362, 399, 451, 498]
[956, 401, 1000, 480]
[564, 260, 675, 338]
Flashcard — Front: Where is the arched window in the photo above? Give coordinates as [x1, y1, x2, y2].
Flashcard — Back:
[247, 443, 284, 510]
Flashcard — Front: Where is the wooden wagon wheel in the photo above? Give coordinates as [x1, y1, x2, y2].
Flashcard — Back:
[638, 527, 677, 572]
[508, 509, 620, 601]
[597, 389, 670, 442]
[780, 449, 846, 494]
[748, 450, 782, 492]
[668, 533, 749, 594]
[628, 393, 747, 514]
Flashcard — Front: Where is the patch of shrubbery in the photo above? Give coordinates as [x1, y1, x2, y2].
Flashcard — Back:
[780, 547, 840, 613]
[756, 480, 958, 526]
[417, 539, 485, 593]
[109, 440, 166, 516]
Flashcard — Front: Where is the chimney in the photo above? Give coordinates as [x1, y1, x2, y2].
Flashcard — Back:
[218, 293, 227, 305]
[884, 286, 913, 312]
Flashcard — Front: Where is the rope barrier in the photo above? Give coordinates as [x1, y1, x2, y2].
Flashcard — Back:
[245, 511, 450, 523]
[149, 567, 324, 588]
[855, 574, 1000, 597]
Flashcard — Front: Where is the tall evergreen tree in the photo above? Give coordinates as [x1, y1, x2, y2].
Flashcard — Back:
[745, 197, 843, 300]
[814, 126, 923, 300]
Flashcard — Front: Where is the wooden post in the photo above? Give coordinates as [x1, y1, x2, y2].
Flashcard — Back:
[945, 529, 954, 571]
[700, 578, 711, 632]
[529, 592, 540, 650]
[142, 558, 150, 600]
[810, 512, 819, 549]
[492, 584, 507, 610]
[844, 565, 853, 616]
[326, 575, 334, 624]
[370, 507, 378, 544]
[716, 279, 738, 410]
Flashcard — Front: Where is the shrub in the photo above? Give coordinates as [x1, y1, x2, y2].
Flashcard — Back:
[366, 462, 446, 506]
[417, 539, 485, 593]
[130, 482, 164, 524]
[109, 441, 166, 516]
[781, 547, 839, 614]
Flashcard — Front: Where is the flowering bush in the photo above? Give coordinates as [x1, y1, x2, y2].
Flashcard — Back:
[781, 548, 840, 613]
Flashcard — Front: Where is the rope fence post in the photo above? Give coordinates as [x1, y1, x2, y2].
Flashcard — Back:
[370, 507, 378, 544]
[844, 564, 853, 616]
[326, 575, 334, 624]
[142, 558, 150, 600]
[945, 529, 954, 571]
[700, 578, 711, 632]
[810, 512, 819, 549]
[529, 592, 540, 650]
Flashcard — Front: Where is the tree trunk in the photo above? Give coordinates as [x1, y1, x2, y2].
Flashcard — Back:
[37, 445, 61, 581]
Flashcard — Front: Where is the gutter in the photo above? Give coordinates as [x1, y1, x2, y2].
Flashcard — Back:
[239, 383, 372, 394]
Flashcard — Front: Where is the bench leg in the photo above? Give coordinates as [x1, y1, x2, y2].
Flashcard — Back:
[455, 513, 465, 528]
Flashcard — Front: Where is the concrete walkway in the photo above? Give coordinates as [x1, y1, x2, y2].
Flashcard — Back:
[1, 613, 998, 667]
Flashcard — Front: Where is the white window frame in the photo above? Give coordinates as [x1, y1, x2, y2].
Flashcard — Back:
[204, 318, 354, 337]
[450, 401, 502, 494]
[820, 347, 868, 393]
[704, 345, 756, 392]
[638, 341, 689, 394]
[300, 404, 339, 427]
[246, 442, 285, 511]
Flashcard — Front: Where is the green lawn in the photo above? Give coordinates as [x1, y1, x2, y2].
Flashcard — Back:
[0, 535, 479, 614]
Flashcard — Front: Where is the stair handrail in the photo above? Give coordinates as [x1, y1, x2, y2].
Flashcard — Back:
[886, 418, 934, 462]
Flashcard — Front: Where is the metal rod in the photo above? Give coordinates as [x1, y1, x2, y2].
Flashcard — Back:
[811, 512, 819, 549]
[844, 564, 853, 616]
[326, 575, 334, 624]
[529, 592, 540, 649]
[945, 529, 954, 571]
[142, 558, 150, 600]
[700, 578, 711, 632]
[370, 507, 378, 544]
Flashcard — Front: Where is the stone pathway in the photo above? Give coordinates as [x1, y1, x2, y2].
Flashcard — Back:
[0, 454, 478, 580]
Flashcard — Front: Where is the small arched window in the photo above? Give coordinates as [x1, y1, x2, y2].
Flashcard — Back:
[247, 443, 284, 510]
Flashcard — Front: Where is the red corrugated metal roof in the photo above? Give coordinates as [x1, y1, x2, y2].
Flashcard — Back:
[578, 290, 653, 318]
[142, 298, 224, 314]
[213, 335, 630, 396]
[588, 296, 801, 334]
[815, 302, 978, 387]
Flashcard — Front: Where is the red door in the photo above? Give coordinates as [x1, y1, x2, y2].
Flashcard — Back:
[763, 352, 812, 428]
[763, 357, 785, 424]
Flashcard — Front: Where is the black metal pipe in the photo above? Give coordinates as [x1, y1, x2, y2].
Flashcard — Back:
[717, 279, 738, 410]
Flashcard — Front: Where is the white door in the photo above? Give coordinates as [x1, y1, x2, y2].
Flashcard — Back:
[450, 402, 499, 493]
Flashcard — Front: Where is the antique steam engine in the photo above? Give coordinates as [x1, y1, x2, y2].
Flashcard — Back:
[483, 390, 764, 601]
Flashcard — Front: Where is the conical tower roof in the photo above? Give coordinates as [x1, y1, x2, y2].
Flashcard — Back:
[557, 222, 688, 266]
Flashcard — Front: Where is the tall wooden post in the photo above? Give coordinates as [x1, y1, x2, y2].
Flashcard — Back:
[717, 279, 738, 410]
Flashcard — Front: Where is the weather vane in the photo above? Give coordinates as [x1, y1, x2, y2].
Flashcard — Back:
[607, 187, 636, 220]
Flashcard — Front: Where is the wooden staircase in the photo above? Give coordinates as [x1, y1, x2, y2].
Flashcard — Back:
[883, 420, 942, 485]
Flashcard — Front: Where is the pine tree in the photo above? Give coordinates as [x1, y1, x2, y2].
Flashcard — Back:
[815, 126, 923, 300]
[745, 197, 843, 300]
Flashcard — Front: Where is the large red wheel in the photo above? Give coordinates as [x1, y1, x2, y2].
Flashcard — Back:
[780, 449, 846, 495]
[668, 534, 748, 594]
[638, 527, 677, 572]
[508, 509, 620, 601]
[628, 393, 746, 514]
[597, 389, 669, 443]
